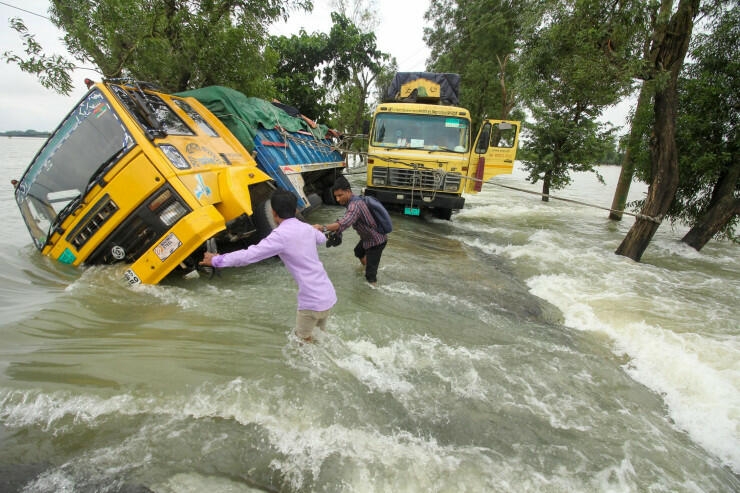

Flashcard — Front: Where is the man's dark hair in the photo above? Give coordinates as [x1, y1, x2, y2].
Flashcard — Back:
[270, 189, 298, 219]
[332, 176, 352, 193]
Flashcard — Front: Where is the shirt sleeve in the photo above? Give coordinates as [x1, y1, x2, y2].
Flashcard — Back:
[336, 201, 360, 233]
[315, 227, 328, 245]
[211, 230, 284, 268]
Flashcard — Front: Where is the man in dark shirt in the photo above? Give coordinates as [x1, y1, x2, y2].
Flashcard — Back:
[315, 177, 388, 285]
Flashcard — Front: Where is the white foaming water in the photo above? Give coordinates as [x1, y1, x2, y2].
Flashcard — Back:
[463, 167, 740, 474]
[0, 380, 576, 492]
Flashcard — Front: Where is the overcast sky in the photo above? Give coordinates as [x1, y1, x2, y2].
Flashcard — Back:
[0, 0, 431, 132]
[0, 0, 628, 133]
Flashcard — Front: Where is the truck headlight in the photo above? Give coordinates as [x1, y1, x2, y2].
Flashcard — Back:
[158, 201, 188, 226]
[148, 188, 188, 226]
[159, 144, 191, 170]
[372, 168, 387, 186]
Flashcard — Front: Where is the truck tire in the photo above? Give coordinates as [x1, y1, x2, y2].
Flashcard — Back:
[433, 208, 453, 221]
[253, 198, 277, 240]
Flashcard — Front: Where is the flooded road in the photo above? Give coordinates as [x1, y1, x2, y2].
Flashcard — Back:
[1, 137, 738, 492]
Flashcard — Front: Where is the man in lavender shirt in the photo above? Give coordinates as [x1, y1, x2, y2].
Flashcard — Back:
[200, 189, 337, 342]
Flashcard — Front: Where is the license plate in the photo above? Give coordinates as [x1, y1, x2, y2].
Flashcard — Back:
[404, 207, 420, 216]
[154, 232, 182, 261]
[123, 269, 141, 285]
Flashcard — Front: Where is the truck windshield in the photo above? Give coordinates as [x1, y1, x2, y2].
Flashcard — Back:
[14, 89, 135, 250]
[372, 113, 469, 152]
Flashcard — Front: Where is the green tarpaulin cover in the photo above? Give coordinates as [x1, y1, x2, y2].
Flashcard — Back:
[176, 86, 330, 152]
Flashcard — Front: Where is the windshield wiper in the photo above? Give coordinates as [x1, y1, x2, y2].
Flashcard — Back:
[130, 88, 166, 140]
[46, 193, 83, 245]
[85, 147, 127, 194]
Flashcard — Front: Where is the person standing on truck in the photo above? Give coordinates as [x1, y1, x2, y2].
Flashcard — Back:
[200, 189, 336, 343]
[314, 176, 388, 286]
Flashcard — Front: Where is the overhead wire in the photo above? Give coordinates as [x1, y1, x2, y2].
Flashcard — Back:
[332, 139, 660, 224]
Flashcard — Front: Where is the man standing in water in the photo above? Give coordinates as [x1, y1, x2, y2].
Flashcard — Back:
[200, 189, 336, 343]
[314, 176, 388, 286]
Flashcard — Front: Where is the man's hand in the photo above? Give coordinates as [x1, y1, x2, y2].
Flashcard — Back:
[200, 251, 217, 266]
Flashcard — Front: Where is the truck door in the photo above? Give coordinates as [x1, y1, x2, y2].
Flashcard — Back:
[466, 120, 520, 193]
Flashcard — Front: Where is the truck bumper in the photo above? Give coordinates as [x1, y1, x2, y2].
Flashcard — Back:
[123, 205, 225, 285]
[364, 187, 465, 211]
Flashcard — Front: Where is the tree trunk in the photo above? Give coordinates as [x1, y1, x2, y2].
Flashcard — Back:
[615, 0, 699, 262]
[542, 170, 552, 202]
[682, 196, 740, 250]
[609, 83, 652, 220]
[682, 161, 740, 250]
[609, 146, 635, 220]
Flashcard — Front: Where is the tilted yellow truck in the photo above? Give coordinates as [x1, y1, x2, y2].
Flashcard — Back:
[13, 80, 345, 285]
[364, 72, 520, 220]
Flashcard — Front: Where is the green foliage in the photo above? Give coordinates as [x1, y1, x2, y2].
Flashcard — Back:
[266, 9, 392, 137]
[268, 30, 332, 119]
[2, 18, 75, 95]
[323, 12, 390, 134]
[522, 106, 613, 188]
[424, 0, 523, 127]
[46, 0, 311, 95]
[517, 0, 651, 192]
[668, 4, 739, 240]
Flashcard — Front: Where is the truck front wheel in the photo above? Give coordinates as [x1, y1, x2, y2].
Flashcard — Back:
[433, 208, 453, 221]
[253, 198, 277, 240]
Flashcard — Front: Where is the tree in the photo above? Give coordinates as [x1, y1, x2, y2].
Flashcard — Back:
[615, 0, 701, 260]
[423, 0, 523, 129]
[322, 11, 389, 135]
[608, 83, 653, 219]
[268, 29, 333, 120]
[2, 18, 76, 95]
[671, 4, 739, 249]
[518, 0, 649, 201]
[5, 0, 312, 96]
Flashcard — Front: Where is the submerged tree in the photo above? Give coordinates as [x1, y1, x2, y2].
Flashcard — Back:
[658, 4, 739, 249]
[615, 0, 701, 260]
[518, 0, 649, 201]
[676, 5, 739, 249]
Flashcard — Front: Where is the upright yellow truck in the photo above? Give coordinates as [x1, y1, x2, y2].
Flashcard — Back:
[365, 72, 520, 219]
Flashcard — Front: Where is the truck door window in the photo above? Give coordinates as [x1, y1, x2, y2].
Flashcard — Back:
[475, 123, 492, 154]
[492, 122, 516, 148]
[173, 99, 218, 137]
[112, 85, 194, 136]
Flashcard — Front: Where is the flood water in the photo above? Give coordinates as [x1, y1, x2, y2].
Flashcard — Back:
[1, 136, 738, 492]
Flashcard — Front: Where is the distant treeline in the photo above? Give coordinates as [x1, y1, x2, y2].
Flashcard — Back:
[0, 130, 51, 138]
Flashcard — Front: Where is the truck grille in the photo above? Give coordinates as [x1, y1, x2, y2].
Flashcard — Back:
[67, 195, 118, 250]
[374, 167, 462, 191]
[85, 185, 190, 265]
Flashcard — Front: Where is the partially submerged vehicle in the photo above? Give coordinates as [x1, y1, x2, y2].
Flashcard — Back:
[13, 80, 345, 285]
[180, 86, 345, 213]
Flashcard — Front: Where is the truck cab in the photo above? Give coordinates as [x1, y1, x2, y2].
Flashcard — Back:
[365, 72, 520, 219]
[14, 80, 275, 285]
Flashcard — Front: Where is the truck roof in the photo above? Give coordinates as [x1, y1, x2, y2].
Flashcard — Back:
[383, 72, 461, 106]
